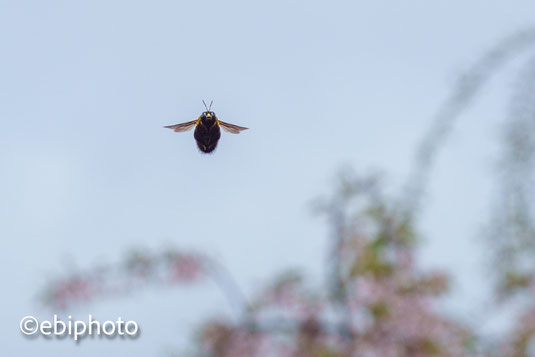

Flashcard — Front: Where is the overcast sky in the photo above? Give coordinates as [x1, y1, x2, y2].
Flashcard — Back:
[2, 1, 535, 355]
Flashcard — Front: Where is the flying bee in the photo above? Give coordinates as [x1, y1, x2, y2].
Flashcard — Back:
[164, 100, 248, 153]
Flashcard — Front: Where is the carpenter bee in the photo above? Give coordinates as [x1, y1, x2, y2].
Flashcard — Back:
[164, 101, 248, 153]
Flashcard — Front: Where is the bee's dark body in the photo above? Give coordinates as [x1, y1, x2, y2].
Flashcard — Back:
[194, 114, 221, 153]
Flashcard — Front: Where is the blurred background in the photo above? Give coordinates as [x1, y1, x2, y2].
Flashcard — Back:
[2, 1, 535, 356]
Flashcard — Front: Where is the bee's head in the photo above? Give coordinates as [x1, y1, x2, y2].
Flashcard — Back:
[202, 111, 215, 119]
[202, 100, 214, 118]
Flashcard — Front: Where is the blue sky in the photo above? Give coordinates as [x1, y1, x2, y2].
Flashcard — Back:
[2, 1, 535, 355]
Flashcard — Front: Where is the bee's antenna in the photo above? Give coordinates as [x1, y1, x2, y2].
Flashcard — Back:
[202, 100, 209, 111]
[209, 100, 213, 111]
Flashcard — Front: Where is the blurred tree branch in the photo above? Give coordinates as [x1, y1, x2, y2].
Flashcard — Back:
[403, 27, 535, 217]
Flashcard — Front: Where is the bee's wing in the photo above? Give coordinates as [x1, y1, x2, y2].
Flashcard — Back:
[164, 120, 198, 132]
[218, 120, 249, 134]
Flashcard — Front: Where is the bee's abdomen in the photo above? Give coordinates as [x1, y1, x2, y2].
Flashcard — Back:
[194, 120, 221, 153]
